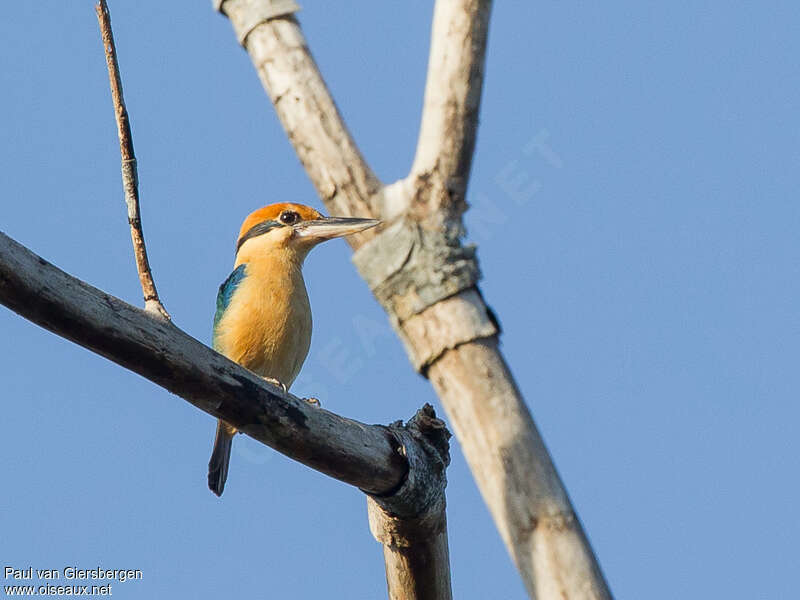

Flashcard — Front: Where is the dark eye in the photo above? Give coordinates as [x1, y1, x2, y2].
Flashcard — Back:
[280, 211, 300, 225]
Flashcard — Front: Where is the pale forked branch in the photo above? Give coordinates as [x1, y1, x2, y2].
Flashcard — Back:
[96, 0, 169, 320]
[214, 1, 612, 598]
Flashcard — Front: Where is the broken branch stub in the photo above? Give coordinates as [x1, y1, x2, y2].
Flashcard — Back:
[367, 404, 453, 600]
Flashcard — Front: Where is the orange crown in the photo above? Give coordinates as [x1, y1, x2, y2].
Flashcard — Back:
[237, 203, 323, 242]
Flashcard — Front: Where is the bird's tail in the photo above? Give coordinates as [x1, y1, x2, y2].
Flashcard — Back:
[208, 420, 236, 496]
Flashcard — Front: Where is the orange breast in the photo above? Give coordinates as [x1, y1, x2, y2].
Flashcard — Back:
[214, 254, 312, 389]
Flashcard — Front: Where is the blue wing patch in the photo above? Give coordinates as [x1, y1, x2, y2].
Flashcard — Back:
[213, 264, 248, 350]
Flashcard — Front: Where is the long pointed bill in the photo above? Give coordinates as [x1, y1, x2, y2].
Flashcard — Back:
[294, 216, 380, 242]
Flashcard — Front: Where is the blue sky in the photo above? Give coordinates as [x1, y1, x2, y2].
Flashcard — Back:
[2, 2, 799, 598]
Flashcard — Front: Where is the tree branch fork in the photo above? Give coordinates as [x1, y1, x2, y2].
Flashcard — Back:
[213, 0, 612, 598]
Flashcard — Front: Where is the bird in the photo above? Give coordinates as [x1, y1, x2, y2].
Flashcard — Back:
[208, 202, 379, 496]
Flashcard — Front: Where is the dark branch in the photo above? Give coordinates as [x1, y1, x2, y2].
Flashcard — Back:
[0, 230, 407, 495]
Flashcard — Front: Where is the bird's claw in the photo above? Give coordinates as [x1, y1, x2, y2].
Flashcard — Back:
[261, 376, 288, 394]
[303, 397, 321, 408]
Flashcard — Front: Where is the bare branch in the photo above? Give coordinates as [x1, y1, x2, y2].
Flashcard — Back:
[0, 230, 405, 494]
[368, 405, 453, 600]
[216, 0, 382, 230]
[428, 338, 612, 599]
[369, 497, 451, 600]
[409, 0, 492, 217]
[96, 0, 169, 319]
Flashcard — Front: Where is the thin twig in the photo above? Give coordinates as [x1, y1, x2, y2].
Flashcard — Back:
[96, 0, 169, 320]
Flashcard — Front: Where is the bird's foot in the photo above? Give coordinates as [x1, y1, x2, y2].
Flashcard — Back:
[303, 397, 321, 408]
[261, 376, 288, 394]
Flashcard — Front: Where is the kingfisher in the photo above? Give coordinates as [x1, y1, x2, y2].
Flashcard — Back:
[208, 202, 379, 496]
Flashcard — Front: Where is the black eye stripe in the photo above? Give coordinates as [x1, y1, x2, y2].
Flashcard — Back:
[236, 220, 280, 253]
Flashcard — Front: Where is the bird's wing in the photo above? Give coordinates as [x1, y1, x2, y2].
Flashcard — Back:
[212, 263, 248, 350]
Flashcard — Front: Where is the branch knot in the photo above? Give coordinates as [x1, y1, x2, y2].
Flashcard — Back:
[367, 404, 451, 547]
[368, 404, 450, 519]
[352, 218, 480, 322]
[352, 218, 497, 371]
